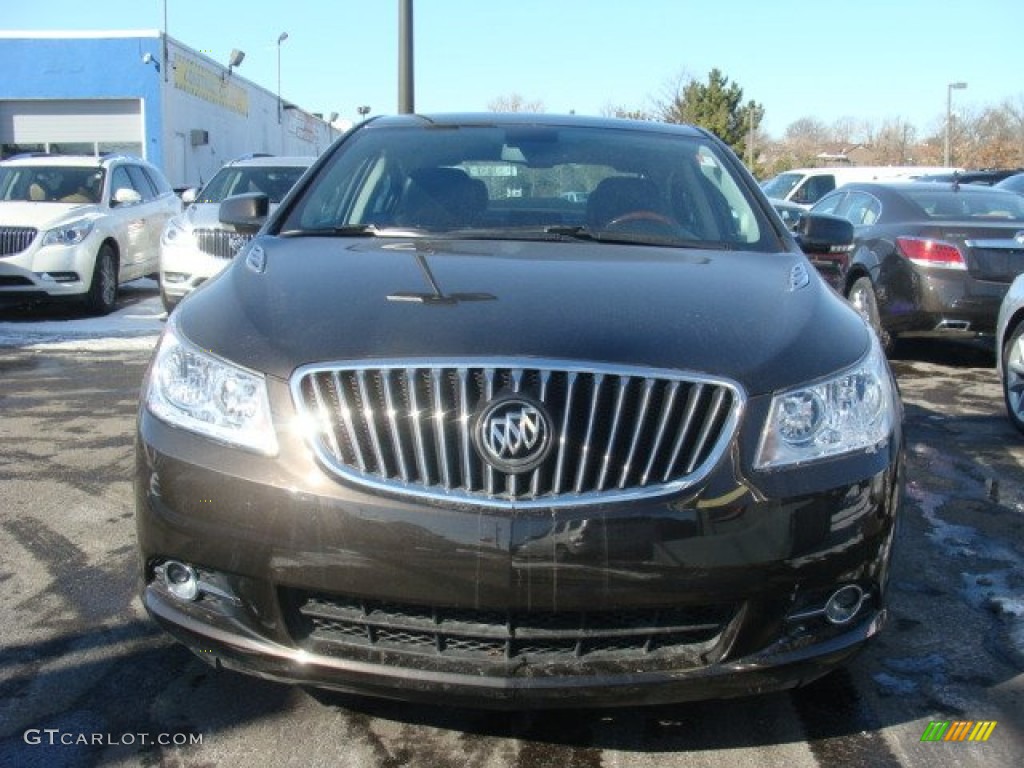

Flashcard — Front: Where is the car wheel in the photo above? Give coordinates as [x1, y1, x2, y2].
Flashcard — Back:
[847, 277, 891, 353]
[84, 244, 118, 316]
[1003, 321, 1024, 435]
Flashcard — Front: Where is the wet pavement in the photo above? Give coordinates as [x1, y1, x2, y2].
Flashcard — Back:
[0, 312, 1021, 766]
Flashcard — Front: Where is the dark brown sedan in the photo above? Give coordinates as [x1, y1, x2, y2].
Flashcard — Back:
[135, 114, 903, 708]
[810, 181, 1024, 351]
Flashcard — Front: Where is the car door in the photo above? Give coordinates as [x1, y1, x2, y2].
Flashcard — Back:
[108, 164, 149, 277]
[125, 164, 171, 278]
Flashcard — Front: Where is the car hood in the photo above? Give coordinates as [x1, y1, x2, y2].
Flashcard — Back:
[177, 236, 870, 395]
[0, 201, 98, 228]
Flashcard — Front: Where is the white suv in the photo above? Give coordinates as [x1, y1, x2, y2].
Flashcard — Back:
[159, 155, 314, 311]
[0, 154, 180, 314]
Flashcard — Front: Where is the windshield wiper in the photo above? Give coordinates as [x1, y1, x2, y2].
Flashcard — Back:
[278, 224, 415, 237]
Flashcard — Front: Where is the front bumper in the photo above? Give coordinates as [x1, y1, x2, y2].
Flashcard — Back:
[135, 398, 903, 708]
[0, 239, 95, 299]
[159, 244, 231, 300]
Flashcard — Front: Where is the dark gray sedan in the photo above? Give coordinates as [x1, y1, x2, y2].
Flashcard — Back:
[135, 114, 903, 709]
[811, 181, 1024, 351]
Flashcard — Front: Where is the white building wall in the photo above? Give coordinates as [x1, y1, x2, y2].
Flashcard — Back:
[159, 37, 338, 189]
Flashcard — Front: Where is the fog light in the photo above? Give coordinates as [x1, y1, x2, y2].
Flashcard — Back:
[162, 560, 199, 601]
[824, 584, 865, 625]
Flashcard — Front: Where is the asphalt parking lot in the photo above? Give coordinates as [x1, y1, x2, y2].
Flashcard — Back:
[0, 286, 1021, 767]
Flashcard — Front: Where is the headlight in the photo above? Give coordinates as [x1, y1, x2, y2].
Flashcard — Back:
[754, 334, 896, 469]
[161, 218, 194, 247]
[146, 319, 278, 455]
[41, 218, 94, 247]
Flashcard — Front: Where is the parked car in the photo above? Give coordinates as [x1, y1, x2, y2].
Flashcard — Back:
[994, 172, 1024, 195]
[997, 272, 1024, 434]
[159, 155, 314, 311]
[810, 181, 1024, 351]
[136, 113, 904, 709]
[0, 153, 179, 314]
[761, 165, 956, 208]
[770, 196, 805, 231]
[916, 169, 1024, 186]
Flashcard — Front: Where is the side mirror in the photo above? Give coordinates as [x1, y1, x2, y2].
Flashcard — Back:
[112, 187, 143, 207]
[219, 192, 269, 234]
[181, 187, 199, 205]
[795, 213, 853, 254]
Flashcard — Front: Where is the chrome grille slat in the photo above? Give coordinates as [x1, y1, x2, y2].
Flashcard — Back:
[619, 378, 655, 489]
[292, 361, 741, 508]
[663, 383, 704, 483]
[552, 371, 578, 496]
[356, 370, 389, 477]
[193, 228, 253, 259]
[641, 381, 680, 486]
[0, 226, 38, 256]
[575, 374, 605, 494]
[406, 369, 432, 485]
[381, 371, 411, 482]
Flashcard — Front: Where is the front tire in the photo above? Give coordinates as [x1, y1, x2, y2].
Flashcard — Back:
[847, 276, 892, 353]
[1003, 322, 1024, 435]
[84, 244, 118, 316]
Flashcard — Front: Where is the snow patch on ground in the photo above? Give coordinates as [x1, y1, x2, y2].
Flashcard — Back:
[0, 279, 164, 351]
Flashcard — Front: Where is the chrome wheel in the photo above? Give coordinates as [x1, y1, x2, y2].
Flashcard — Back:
[1004, 323, 1024, 434]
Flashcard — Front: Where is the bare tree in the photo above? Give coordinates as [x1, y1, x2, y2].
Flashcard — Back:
[487, 93, 545, 113]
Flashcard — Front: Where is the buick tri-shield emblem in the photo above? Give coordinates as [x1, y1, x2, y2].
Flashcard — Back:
[475, 395, 553, 473]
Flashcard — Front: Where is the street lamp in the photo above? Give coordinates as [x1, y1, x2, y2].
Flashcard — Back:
[277, 32, 289, 124]
[357, 105, 371, 121]
[945, 81, 967, 167]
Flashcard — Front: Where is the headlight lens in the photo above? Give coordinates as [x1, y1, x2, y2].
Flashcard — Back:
[146, 319, 278, 455]
[41, 218, 94, 247]
[161, 217, 194, 247]
[754, 334, 896, 469]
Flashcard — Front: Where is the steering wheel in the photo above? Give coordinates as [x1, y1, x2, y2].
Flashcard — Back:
[605, 210, 678, 229]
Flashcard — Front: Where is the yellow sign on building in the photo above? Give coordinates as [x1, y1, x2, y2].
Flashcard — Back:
[172, 55, 249, 117]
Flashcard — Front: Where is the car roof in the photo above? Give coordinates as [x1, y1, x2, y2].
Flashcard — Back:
[363, 112, 708, 138]
[0, 153, 150, 169]
[224, 155, 317, 168]
[838, 181, 1023, 196]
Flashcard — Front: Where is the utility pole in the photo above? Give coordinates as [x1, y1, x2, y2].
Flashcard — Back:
[398, 0, 414, 113]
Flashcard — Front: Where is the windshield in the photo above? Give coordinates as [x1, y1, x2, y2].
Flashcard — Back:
[760, 173, 803, 200]
[278, 123, 774, 250]
[198, 165, 308, 204]
[903, 188, 1024, 221]
[0, 166, 104, 203]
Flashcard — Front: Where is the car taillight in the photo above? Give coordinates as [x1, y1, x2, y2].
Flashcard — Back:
[896, 236, 966, 270]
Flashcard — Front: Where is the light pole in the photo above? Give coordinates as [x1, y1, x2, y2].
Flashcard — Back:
[277, 32, 289, 124]
[945, 81, 967, 167]
[357, 105, 371, 121]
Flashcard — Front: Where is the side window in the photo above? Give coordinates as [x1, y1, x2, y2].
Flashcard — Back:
[127, 165, 157, 200]
[844, 192, 882, 226]
[110, 166, 133, 200]
[142, 166, 172, 197]
[812, 191, 844, 216]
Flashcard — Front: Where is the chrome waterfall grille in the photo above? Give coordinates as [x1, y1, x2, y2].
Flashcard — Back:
[194, 228, 253, 259]
[0, 226, 37, 256]
[291, 360, 742, 507]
